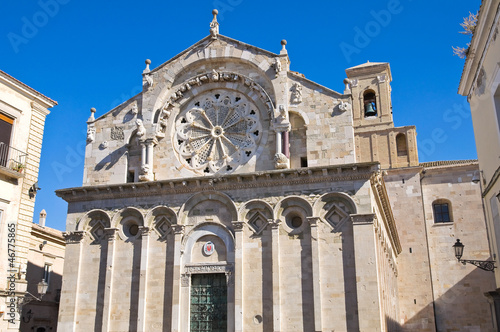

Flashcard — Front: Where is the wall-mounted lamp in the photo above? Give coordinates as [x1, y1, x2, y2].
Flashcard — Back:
[28, 181, 41, 199]
[472, 170, 486, 185]
[39, 241, 47, 251]
[453, 239, 496, 272]
[17, 280, 49, 314]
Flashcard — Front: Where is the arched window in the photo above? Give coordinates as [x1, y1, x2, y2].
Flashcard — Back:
[153, 109, 161, 124]
[396, 133, 407, 156]
[433, 199, 453, 223]
[127, 132, 141, 183]
[363, 90, 377, 117]
[289, 112, 307, 168]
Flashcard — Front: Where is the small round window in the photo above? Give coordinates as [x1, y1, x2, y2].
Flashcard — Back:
[129, 224, 139, 236]
[291, 216, 303, 228]
[121, 216, 141, 239]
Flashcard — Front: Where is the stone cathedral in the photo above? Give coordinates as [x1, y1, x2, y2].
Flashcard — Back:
[56, 11, 496, 332]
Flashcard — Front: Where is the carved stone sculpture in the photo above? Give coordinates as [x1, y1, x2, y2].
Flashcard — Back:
[210, 9, 219, 39]
[136, 119, 146, 137]
[291, 83, 302, 103]
[274, 153, 289, 169]
[131, 104, 138, 114]
[274, 58, 282, 77]
[279, 105, 288, 120]
[338, 101, 352, 112]
[86, 127, 96, 143]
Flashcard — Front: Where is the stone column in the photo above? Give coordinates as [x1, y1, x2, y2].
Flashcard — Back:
[137, 226, 150, 332]
[350, 214, 381, 331]
[141, 142, 147, 166]
[102, 228, 119, 332]
[282, 131, 289, 158]
[171, 224, 185, 332]
[307, 217, 322, 332]
[58, 231, 87, 332]
[270, 219, 281, 331]
[232, 221, 245, 332]
[276, 131, 282, 157]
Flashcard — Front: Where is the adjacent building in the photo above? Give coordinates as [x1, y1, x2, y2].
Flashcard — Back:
[19, 210, 65, 332]
[458, 0, 500, 326]
[0, 70, 57, 330]
[56, 11, 496, 331]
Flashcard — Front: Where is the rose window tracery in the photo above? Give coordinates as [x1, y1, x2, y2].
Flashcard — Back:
[174, 90, 262, 175]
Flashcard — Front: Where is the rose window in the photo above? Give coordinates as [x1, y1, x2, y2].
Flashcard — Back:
[174, 90, 262, 174]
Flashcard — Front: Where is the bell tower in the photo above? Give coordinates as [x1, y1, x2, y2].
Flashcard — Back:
[346, 62, 418, 169]
[346, 62, 394, 131]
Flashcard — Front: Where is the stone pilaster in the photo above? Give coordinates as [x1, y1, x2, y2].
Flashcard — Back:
[270, 219, 281, 331]
[101, 228, 118, 332]
[137, 226, 150, 332]
[57, 231, 87, 332]
[171, 224, 185, 332]
[232, 221, 245, 332]
[350, 214, 381, 331]
[307, 217, 323, 332]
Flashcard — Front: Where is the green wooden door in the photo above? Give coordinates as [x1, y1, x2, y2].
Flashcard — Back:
[190, 273, 227, 332]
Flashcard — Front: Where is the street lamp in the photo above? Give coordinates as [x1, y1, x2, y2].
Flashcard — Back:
[18, 280, 49, 314]
[453, 239, 496, 272]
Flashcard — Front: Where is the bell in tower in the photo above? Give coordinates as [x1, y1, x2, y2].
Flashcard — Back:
[363, 91, 377, 117]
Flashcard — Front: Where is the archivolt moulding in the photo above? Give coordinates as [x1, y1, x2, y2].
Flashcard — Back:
[154, 70, 276, 140]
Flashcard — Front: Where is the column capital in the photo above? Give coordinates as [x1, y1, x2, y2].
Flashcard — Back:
[138, 226, 151, 237]
[307, 216, 321, 227]
[350, 213, 376, 225]
[232, 221, 245, 232]
[104, 228, 119, 241]
[268, 219, 281, 230]
[172, 224, 185, 235]
[63, 230, 88, 244]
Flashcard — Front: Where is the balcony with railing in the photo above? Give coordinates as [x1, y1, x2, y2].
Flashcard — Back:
[0, 142, 27, 179]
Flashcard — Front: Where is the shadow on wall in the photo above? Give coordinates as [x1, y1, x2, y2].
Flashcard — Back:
[20, 262, 62, 332]
[401, 267, 495, 331]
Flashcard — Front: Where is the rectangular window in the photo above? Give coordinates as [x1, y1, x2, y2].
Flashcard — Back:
[0, 113, 14, 168]
[300, 157, 308, 168]
[43, 264, 52, 289]
[433, 203, 451, 223]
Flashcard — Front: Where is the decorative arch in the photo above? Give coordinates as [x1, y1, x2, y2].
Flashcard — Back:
[288, 109, 310, 127]
[178, 191, 238, 226]
[111, 207, 144, 241]
[145, 205, 177, 238]
[313, 192, 357, 231]
[181, 222, 236, 265]
[77, 209, 112, 243]
[239, 199, 274, 235]
[154, 71, 276, 140]
[77, 209, 111, 231]
[274, 196, 313, 235]
[150, 49, 277, 112]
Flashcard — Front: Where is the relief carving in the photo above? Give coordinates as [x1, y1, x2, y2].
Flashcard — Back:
[290, 83, 302, 103]
[111, 126, 124, 141]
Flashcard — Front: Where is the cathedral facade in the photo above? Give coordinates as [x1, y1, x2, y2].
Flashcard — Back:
[56, 11, 496, 332]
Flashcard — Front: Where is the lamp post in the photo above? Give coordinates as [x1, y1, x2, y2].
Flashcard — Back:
[453, 239, 496, 272]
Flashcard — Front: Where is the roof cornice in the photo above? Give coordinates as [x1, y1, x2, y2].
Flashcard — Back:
[0, 70, 57, 108]
[56, 162, 380, 203]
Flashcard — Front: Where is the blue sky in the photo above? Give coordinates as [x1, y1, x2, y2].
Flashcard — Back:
[0, 0, 480, 231]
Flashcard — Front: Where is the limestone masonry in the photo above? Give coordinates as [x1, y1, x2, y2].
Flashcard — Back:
[56, 10, 495, 332]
